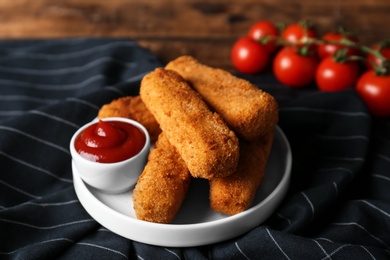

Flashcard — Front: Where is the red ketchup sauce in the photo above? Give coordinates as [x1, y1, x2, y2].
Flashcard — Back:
[74, 120, 146, 163]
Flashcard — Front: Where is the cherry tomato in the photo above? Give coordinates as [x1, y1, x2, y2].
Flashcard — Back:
[356, 71, 390, 117]
[315, 56, 359, 91]
[317, 32, 360, 59]
[248, 20, 279, 53]
[281, 22, 317, 45]
[231, 37, 270, 74]
[273, 47, 318, 88]
[366, 43, 390, 70]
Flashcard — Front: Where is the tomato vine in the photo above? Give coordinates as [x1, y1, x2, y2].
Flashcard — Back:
[231, 20, 390, 117]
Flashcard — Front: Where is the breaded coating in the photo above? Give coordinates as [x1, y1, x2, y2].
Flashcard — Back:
[209, 130, 275, 215]
[97, 96, 161, 142]
[166, 55, 279, 141]
[140, 68, 240, 179]
[133, 133, 191, 224]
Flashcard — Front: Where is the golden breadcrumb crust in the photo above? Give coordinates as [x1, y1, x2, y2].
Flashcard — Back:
[140, 68, 240, 179]
[210, 130, 274, 215]
[132, 133, 191, 224]
[166, 55, 279, 141]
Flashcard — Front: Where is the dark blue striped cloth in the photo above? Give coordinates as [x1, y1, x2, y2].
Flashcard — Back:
[0, 38, 389, 260]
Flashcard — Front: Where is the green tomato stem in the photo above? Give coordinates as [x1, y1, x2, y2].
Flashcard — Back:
[256, 34, 388, 67]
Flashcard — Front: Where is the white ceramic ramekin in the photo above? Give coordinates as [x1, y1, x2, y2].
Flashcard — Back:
[70, 117, 150, 194]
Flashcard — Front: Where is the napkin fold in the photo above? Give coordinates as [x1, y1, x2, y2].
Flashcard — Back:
[0, 38, 389, 260]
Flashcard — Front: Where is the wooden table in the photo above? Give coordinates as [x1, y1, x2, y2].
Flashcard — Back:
[0, 0, 389, 71]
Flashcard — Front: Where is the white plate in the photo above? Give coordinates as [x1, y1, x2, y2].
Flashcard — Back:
[73, 126, 292, 247]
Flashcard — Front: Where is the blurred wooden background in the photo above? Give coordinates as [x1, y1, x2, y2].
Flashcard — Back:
[0, 0, 389, 71]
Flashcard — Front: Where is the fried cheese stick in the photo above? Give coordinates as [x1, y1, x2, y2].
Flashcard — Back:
[166, 56, 279, 141]
[210, 130, 275, 215]
[133, 133, 191, 224]
[140, 68, 239, 179]
[97, 96, 161, 142]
